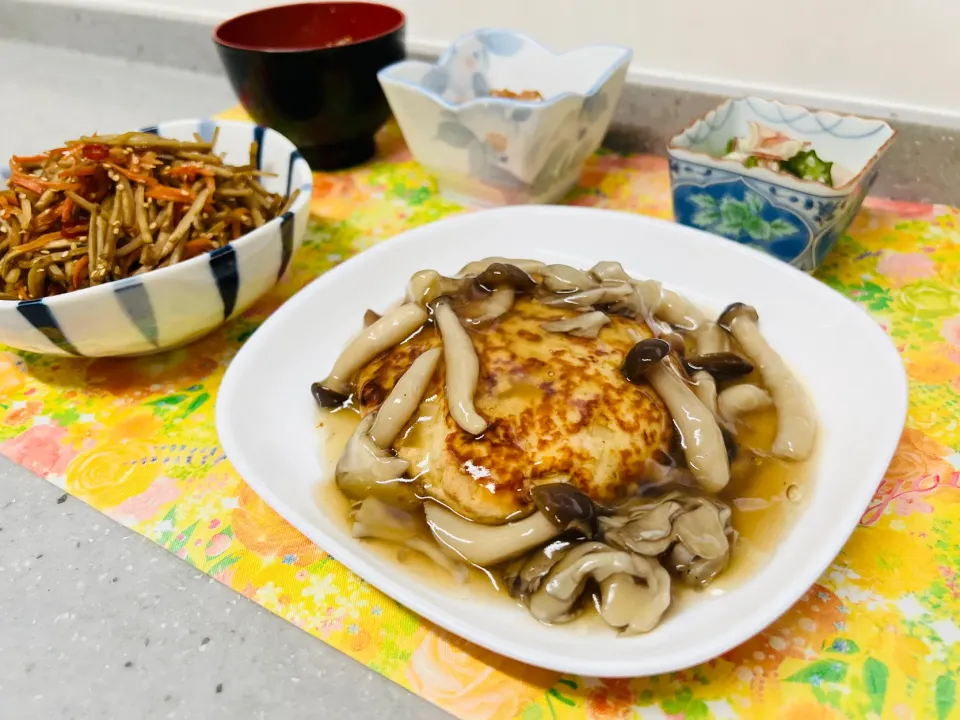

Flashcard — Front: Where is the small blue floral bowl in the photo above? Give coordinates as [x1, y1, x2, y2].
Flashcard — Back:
[667, 97, 896, 271]
[378, 29, 631, 207]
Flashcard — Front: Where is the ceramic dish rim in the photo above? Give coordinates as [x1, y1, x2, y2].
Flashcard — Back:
[378, 27, 633, 112]
[0, 118, 313, 309]
[216, 205, 908, 677]
[212, 1, 406, 53]
[667, 97, 898, 194]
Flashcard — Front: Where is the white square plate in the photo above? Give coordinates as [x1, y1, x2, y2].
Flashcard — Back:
[216, 206, 907, 677]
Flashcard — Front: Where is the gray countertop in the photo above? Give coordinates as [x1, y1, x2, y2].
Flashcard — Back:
[0, 39, 449, 720]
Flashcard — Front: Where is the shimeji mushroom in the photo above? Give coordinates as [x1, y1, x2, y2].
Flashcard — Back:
[718, 303, 816, 460]
[313, 303, 429, 407]
[465, 263, 537, 324]
[424, 483, 598, 567]
[424, 503, 561, 567]
[406, 269, 470, 307]
[622, 338, 730, 492]
[434, 298, 487, 435]
[335, 414, 418, 509]
[541, 282, 633, 311]
[458, 257, 546, 278]
[369, 347, 442, 448]
[717, 384, 773, 425]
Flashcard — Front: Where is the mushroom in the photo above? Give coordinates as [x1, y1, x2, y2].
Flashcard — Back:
[633, 280, 706, 332]
[540, 264, 599, 294]
[434, 299, 488, 435]
[718, 303, 816, 460]
[525, 542, 608, 623]
[335, 414, 419, 509]
[531, 483, 598, 537]
[458, 257, 546, 278]
[668, 543, 729, 588]
[363, 309, 382, 327]
[541, 282, 633, 311]
[351, 496, 419, 543]
[502, 534, 581, 600]
[717, 384, 773, 424]
[399, 538, 469, 584]
[589, 261, 633, 284]
[687, 322, 730, 422]
[540, 311, 611, 338]
[315, 303, 429, 405]
[621, 339, 730, 492]
[599, 498, 684, 555]
[465, 262, 536, 325]
[369, 347, 442, 448]
[472, 263, 536, 293]
[527, 543, 673, 633]
[464, 286, 515, 325]
[406, 269, 469, 307]
[685, 352, 754, 381]
[597, 557, 672, 635]
[424, 503, 560, 567]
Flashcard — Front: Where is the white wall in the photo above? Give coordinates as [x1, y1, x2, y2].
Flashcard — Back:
[36, 0, 960, 127]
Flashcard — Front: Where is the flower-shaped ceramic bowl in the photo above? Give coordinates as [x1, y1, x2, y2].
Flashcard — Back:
[668, 97, 895, 271]
[0, 119, 312, 357]
[378, 29, 631, 206]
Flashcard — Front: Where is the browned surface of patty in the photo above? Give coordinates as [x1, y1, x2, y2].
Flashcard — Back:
[355, 298, 672, 523]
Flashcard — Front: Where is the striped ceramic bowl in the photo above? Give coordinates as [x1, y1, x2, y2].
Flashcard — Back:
[0, 119, 313, 357]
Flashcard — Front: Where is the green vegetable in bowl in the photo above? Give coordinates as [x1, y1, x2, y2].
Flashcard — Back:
[782, 150, 833, 186]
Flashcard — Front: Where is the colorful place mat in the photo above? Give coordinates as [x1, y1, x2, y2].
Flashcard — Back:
[3, 112, 959, 720]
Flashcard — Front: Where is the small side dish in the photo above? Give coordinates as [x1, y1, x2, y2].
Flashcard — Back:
[668, 97, 896, 271]
[721, 121, 837, 186]
[1, 131, 297, 300]
[310, 257, 817, 635]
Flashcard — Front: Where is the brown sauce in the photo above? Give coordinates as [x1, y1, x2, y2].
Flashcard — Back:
[312, 303, 814, 625]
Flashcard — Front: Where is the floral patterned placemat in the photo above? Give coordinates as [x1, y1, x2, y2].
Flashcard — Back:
[2, 112, 958, 720]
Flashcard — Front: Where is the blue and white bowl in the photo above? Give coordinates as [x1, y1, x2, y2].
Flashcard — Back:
[378, 29, 631, 207]
[0, 119, 312, 357]
[667, 98, 895, 272]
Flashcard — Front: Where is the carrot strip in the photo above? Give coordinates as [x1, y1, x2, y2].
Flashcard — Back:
[145, 185, 195, 203]
[61, 197, 74, 224]
[72, 255, 89, 288]
[106, 162, 150, 184]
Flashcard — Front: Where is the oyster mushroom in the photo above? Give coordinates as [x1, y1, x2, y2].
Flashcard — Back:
[598, 558, 672, 635]
[540, 264, 599, 294]
[424, 503, 560, 567]
[434, 299, 487, 435]
[622, 339, 730, 492]
[718, 303, 816, 460]
[599, 498, 684, 555]
[589, 261, 633, 284]
[525, 542, 608, 623]
[528, 543, 673, 633]
[668, 543, 729, 588]
[458, 257, 545, 278]
[335, 414, 418, 509]
[369, 348, 442, 448]
[717, 384, 773, 424]
[540, 311, 610, 338]
[502, 533, 581, 600]
[406, 270, 469, 307]
[315, 303, 429, 405]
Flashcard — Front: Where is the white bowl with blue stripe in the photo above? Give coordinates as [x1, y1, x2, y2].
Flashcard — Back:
[0, 119, 313, 357]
